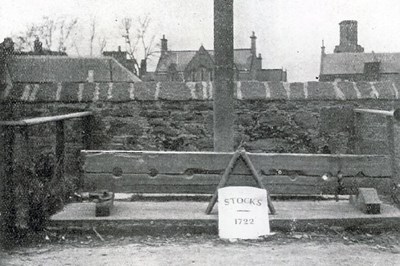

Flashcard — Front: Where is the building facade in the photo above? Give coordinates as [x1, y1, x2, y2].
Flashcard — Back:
[144, 32, 287, 82]
[0, 38, 141, 86]
[103, 46, 137, 76]
[320, 20, 400, 82]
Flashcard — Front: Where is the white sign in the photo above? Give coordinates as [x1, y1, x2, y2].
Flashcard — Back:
[218, 186, 270, 239]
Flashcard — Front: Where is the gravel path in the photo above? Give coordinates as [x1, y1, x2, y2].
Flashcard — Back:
[1, 230, 400, 266]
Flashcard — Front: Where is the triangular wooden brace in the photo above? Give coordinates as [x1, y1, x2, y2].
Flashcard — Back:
[205, 148, 276, 215]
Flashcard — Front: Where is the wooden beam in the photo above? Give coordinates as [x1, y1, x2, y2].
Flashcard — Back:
[82, 151, 391, 178]
[84, 173, 395, 195]
[213, 0, 235, 152]
[0, 111, 93, 126]
[205, 150, 240, 214]
[240, 150, 275, 214]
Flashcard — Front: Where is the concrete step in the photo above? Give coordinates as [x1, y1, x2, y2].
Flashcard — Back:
[49, 200, 400, 234]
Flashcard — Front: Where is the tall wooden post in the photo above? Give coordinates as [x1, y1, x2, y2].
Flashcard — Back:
[386, 116, 400, 198]
[82, 115, 94, 150]
[0, 125, 17, 242]
[213, 0, 235, 152]
[54, 121, 66, 206]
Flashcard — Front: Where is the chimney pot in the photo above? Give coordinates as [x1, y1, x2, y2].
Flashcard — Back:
[161, 35, 168, 56]
[250, 31, 257, 55]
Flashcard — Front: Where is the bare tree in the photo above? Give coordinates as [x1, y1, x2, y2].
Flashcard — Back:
[13, 16, 78, 53]
[121, 17, 140, 74]
[72, 40, 81, 56]
[89, 17, 96, 56]
[57, 17, 78, 52]
[98, 36, 107, 54]
[138, 15, 157, 62]
[121, 14, 158, 75]
[14, 25, 37, 51]
[39, 16, 56, 50]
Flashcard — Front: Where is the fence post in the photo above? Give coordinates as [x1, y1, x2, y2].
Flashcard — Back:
[386, 116, 400, 202]
[353, 112, 362, 154]
[54, 121, 65, 207]
[0, 125, 17, 243]
[82, 115, 94, 150]
[386, 116, 400, 197]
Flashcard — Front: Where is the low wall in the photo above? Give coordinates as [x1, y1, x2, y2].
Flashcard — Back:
[1, 80, 399, 102]
[1, 81, 400, 175]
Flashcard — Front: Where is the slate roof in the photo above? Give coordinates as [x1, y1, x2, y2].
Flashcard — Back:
[5, 55, 141, 83]
[156, 48, 254, 73]
[321, 53, 400, 75]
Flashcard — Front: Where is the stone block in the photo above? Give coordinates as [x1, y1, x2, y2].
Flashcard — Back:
[373, 81, 396, 99]
[320, 106, 354, 134]
[293, 111, 318, 129]
[355, 82, 375, 99]
[134, 82, 157, 100]
[350, 187, 381, 214]
[60, 83, 79, 102]
[109, 83, 131, 102]
[289, 82, 305, 100]
[239, 81, 266, 100]
[35, 83, 58, 102]
[7, 83, 25, 101]
[159, 82, 192, 101]
[268, 82, 288, 100]
[337, 82, 358, 99]
[307, 82, 336, 100]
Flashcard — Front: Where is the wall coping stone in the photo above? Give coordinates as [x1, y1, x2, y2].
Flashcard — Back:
[1, 81, 400, 103]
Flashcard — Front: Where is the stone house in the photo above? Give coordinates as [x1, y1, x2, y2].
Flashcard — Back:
[319, 20, 400, 82]
[0, 38, 141, 86]
[103, 46, 137, 76]
[143, 32, 287, 82]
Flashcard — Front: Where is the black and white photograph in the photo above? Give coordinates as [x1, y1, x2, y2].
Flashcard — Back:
[1, 0, 400, 265]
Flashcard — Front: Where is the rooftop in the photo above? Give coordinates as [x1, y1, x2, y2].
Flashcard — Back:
[321, 52, 400, 75]
[5, 55, 141, 83]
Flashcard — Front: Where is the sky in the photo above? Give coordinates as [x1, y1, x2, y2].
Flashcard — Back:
[1, 0, 400, 81]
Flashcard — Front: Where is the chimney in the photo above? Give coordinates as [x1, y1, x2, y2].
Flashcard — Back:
[34, 37, 43, 54]
[334, 20, 364, 53]
[256, 53, 262, 69]
[340, 20, 357, 46]
[321, 40, 326, 56]
[0, 38, 14, 82]
[250, 31, 257, 55]
[161, 35, 168, 56]
[140, 59, 147, 78]
[118, 45, 121, 52]
[320, 40, 326, 79]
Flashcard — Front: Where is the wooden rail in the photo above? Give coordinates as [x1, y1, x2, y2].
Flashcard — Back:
[354, 108, 400, 121]
[81, 150, 392, 196]
[0, 111, 94, 235]
[0, 111, 93, 126]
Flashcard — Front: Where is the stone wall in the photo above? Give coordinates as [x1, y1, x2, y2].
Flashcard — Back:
[2, 80, 400, 175]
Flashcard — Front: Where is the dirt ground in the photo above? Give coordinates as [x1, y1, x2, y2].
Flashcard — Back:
[1, 229, 400, 266]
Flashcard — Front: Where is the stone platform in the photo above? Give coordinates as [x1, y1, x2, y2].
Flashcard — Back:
[49, 200, 400, 233]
